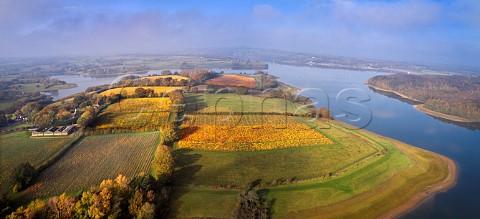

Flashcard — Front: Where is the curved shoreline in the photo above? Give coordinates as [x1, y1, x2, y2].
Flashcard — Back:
[366, 83, 480, 123]
[338, 122, 458, 219]
[379, 152, 457, 219]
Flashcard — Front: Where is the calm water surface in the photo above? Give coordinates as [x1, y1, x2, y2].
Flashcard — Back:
[54, 64, 479, 218]
[268, 64, 480, 219]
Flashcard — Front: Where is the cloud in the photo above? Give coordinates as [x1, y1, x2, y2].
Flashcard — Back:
[253, 4, 281, 20]
[0, 0, 479, 67]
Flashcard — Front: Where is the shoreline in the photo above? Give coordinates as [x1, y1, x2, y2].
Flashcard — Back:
[366, 83, 480, 123]
[379, 148, 457, 219]
[353, 124, 458, 219]
[414, 104, 480, 123]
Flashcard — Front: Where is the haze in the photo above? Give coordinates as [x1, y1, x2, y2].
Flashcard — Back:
[1, 0, 479, 66]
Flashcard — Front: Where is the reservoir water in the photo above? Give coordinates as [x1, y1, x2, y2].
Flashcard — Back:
[52, 63, 479, 218]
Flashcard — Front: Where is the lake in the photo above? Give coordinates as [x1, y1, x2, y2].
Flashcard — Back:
[52, 63, 479, 218]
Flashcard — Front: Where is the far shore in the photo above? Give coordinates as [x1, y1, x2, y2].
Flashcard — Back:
[366, 83, 480, 123]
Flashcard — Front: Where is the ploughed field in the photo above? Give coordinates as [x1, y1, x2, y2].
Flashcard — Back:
[21, 132, 159, 200]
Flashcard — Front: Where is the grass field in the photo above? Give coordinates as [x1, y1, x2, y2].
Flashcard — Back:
[0, 132, 73, 193]
[169, 121, 451, 218]
[21, 132, 159, 200]
[205, 74, 258, 88]
[99, 86, 185, 96]
[184, 94, 312, 115]
[94, 98, 172, 130]
[0, 100, 15, 111]
[6, 83, 77, 92]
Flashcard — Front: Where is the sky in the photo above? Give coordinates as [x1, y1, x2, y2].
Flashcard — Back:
[0, 0, 479, 67]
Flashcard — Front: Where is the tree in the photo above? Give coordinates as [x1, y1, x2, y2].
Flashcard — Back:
[77, 107, 96, 127]
[236, 87, 249, 95]
[11, 162, 37, 192]
[137, 202, 156, 219]
[128, 190, 144, 217]
[233, 186, 270, 219]
[153, 145, 174, 183]
[160, 123, 179, 145]
[317, 107, 331, 119]
[189, 87, 199, 93]
[161, 70, 172, 75]
[135, 88, 147, 98]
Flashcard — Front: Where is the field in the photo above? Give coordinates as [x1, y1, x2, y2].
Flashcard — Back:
[184, 94, 312, 115]
[179, 115, 333, 151]
[0, 100, 15, 111]
[205, 74, 258, 88]
[21, 132, 159, 200]
[99, 86, 185, 96]
[0, 132, 73, 193]
[94, 98, 172, 130]
[6, 83, 77, 92]
[174, 119, 380, 187]
[169, 121, 452, 218]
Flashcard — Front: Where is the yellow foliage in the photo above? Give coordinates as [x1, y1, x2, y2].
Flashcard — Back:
[179, 115, 333, 151]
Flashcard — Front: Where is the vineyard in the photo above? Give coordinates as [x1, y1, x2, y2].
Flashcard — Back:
[178, 115, 333, 151]
[101, 98, 171, 113]
[99, 86, 185, 96]
[22, 132, 159, 200]
[95, 98, 172, 130]
[0, 132, 72, 193]
[205, 74, 258, 88]
[184, 93, 311, 115]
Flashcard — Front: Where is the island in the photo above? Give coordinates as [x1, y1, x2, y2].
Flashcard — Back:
[1, 70, 456, 218]
[366, 74, 480, 124]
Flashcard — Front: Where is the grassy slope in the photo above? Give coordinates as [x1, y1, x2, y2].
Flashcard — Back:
[169, 121, 451, 218]
[184, 93, 310, 114]
[0, 132, 73, 193]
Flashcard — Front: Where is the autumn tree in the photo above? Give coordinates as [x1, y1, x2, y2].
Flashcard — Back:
[233, 186, 271, 219]
[153, 145, 174, 183]
[77, 107, 96, 127]
[317, 107, 331, 119]
[160, 123, 179, 145]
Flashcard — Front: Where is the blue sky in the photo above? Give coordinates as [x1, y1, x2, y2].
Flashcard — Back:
[0, 0, 479, 67]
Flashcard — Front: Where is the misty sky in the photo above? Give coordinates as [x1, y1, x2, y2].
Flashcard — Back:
[1, 0, 479, 66]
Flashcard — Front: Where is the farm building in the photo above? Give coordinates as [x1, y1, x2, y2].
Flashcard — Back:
[31, 125, 75, 137]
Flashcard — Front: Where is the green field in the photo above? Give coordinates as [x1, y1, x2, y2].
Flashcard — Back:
[6, 83, 77, 92]
[20, 132, 159, 200]
[185, 94, 311, 114]
[169, 120, 451, 218]
[0, 100, 15, 111]
[0, 132, 73, 193]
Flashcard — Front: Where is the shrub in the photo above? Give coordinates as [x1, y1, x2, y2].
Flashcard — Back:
[11, 163, 37, 192]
